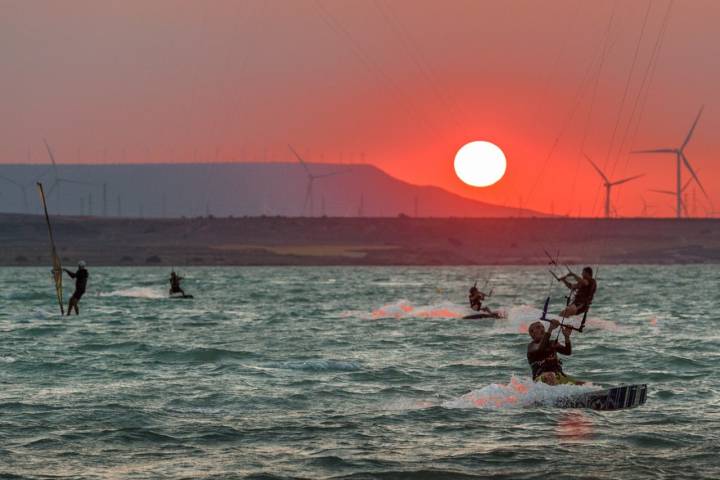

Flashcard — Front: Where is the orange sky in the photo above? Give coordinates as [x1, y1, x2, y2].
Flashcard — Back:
[2, 0, 719, 217]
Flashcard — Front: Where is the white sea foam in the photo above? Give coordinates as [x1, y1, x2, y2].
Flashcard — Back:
[366, 299, 504, 320]
[99, 287, 166, 299]
[443, 376, 597, 410]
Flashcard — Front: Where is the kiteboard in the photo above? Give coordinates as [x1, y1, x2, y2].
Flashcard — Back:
[170, 293, 194, 299]
[554, 384, 647, 411]
[463, 312, 502, 320]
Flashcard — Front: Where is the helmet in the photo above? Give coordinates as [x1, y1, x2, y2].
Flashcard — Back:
[78, 260, 87, 269]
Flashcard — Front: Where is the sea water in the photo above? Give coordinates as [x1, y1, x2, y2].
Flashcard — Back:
[0, 266, 718, 479]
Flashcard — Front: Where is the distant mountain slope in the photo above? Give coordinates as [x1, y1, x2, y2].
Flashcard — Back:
[0, 163, 545, 217]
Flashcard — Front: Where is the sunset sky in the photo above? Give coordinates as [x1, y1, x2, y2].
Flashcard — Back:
[2, 0, 719, 217]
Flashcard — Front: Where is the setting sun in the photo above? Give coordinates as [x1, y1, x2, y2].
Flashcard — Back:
[454, 141, 507, 187]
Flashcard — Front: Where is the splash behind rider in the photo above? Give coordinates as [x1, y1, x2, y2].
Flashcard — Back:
[63, 260, 88, 315]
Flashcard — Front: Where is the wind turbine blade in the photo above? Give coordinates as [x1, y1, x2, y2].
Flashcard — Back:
[681, 105, 704, 151]
[58, 178, 93, 186]
[631, 148, 675, 154]
[584, 154, 609, 183]
[46, 180, 59, 195]
[682, 177, 693, 192]
[314, 169, 352, 179]
[288, 144, 312, 176]
[0, 175, 21, 187]
[43, 139, 60, 175]
[681, 152, 709, 199]
[610, 174, 644, 186]
[649, 189, 675, 196]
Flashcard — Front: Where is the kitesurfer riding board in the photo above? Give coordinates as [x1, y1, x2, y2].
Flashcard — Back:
[466, 283, 501, 319]
[169, 270, 192, 298]
[555, 266, 596, 318]
[527, 319, 584, 385]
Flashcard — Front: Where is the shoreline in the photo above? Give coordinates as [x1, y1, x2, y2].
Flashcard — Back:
[2, 214, 719, 266]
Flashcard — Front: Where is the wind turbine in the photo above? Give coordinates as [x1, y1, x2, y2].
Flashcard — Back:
[288, 145, 350, 216]
[0, 148, 49, 213]
[0, 174, 30, 213]
[650, 178, 693, 217]
[43, 139, 92, 212]
[586, 154, 644, 218]
[632, 106, 709, 218]
[639, 196, 655, 217]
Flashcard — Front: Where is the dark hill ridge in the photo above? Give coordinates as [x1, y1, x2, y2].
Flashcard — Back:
[0, 162, 541, 218]
[1, 214, 719, 266]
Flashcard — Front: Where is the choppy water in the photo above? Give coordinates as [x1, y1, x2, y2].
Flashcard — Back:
[1, 266, 718, 479]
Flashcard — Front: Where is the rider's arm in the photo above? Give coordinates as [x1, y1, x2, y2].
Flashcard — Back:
[64, 269, 76, 278]
[556, 328, 572, 355]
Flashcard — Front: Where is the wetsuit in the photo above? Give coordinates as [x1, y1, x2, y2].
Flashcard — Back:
[65, 268, 89, 301]
[469, 294, 483, 311]
[527, 332, 580, 384]
[570, 278, 596, 314]
[170, 274, 185, 295]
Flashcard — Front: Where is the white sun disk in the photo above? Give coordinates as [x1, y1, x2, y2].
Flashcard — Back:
[454, 141, 507, 187]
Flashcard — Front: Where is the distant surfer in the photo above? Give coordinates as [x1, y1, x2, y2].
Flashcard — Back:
[63, 261, 88, 315]
[555, 266, 596, 317]
[469, 284, 493, 313]
[169, 271, 185, 297]
[527, 319, 583, 385]
[465, 284, 501, 319]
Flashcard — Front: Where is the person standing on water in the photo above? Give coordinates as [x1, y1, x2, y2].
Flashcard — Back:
[527, 319, 583, 385]
[556, 266, 596, 317]
[63, 260, 89, 315]
[169, 270, 185, 296]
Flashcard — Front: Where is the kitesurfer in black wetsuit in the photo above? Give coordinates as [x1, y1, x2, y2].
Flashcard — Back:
[63, 260, 88, 315]
[469, 285, 491, 313]
[467, 284, 502, 318]
[169, 271, 185, 296]
[557, 266, 596, 317]
[527, 320, 583, 385]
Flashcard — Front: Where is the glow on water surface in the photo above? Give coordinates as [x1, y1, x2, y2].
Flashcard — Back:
[0, 266, 718, 479]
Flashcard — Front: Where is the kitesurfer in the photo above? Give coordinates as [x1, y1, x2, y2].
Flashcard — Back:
[557, 266, 596, 317]
[63, 260, 89, 315]
[469, 285, 492, 313]
[527, 319, 583, 385]
[169, 271, 185, 296]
